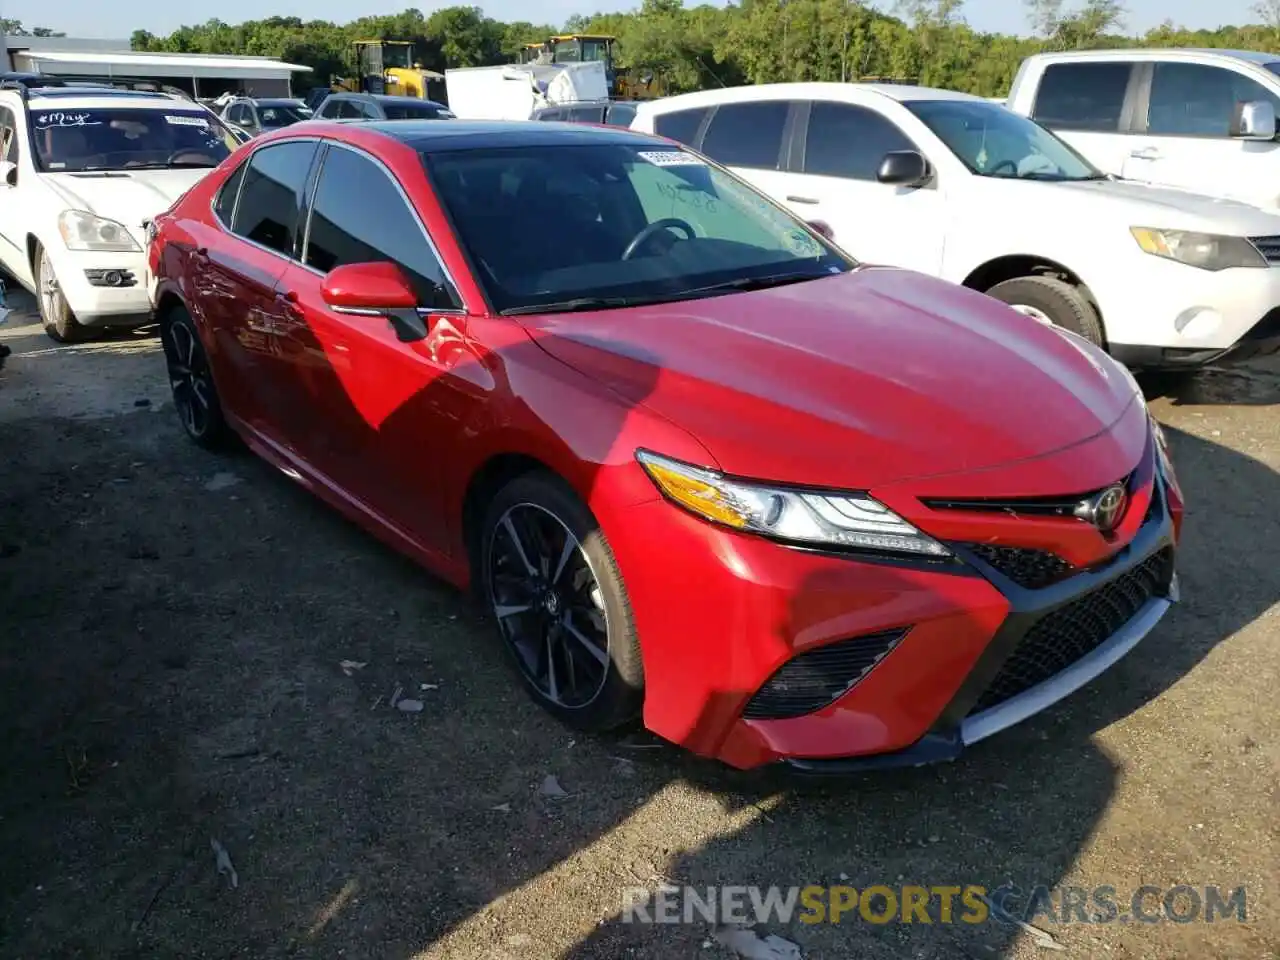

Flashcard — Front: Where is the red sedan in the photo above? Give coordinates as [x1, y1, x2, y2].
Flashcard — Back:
[148, 119, 1184, 772]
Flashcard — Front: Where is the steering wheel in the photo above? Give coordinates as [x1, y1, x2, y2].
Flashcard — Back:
[622, 218, 696, 261]
[987, 159, 1018, 177]
[166, 149, 217, 166]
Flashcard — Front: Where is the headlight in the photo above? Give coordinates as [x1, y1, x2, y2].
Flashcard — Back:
[1150, 414, 1176, 485]
[58, 210, 140, 253]
[1130, 227, 1266, 271]
[636, 450, 950, 557]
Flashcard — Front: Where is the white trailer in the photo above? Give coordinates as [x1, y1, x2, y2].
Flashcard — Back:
[444, 60, 609, 121]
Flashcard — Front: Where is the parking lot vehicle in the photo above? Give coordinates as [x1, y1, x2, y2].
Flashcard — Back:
[313, 92, 454, 121]
[149, 120, 1183, 771]
[531, 99, 639, 126]
[632, 83, 1280, 370]
[216, 96, 312, 137]
[1005, 49, 1280, 212]
[0, 82, 240, 341]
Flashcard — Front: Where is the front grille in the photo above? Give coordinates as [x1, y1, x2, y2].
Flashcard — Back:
[964, 544, 1072, 589]
[84, 268, 137, 288]
[742, 629, 906, 721]
[969, 547, 1174, 714]
[1249, 235, 1280, 264]
[922, 470, 1136, 520]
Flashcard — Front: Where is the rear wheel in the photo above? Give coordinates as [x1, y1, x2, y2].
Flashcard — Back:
[480, 473, 644, 733]
[986, 275, 1105, 348]
[160, 304, 231, 449]
[36, 245, 92, 343]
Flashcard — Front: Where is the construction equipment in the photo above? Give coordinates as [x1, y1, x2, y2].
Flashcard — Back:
[332, 41, 444, 100]
[515, 34, 665, 101]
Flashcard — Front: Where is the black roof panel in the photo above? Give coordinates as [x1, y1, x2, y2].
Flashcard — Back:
[366, 119, 661, 152]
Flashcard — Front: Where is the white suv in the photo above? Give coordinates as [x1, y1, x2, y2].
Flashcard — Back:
[0, 83, 240, 341]
[632, 83, 1280, 370]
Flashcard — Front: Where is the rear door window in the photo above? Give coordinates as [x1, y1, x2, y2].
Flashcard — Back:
[653, 107, 708, 146]
[229, 140, 318, 258]
[213, 160, 248, 228]
[1032, 62, 1133, 132]
[699, 101, 790, 169]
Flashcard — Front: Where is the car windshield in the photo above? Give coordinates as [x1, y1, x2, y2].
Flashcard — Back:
[424, 142, 850, 314]
[258, 104, 311, 128]
[906, 99, 1103, 182]
[30, 108, 238, 172]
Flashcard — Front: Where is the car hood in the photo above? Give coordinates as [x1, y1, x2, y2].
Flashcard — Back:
[521, 268, 1141, 490]
[41, 169, 212, 243]
[977, 176, 1280, 236]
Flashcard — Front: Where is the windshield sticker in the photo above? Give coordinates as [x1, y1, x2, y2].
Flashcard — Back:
[637, 150, 705, 167]
[33, 112, 102, 128]
[164, 115, 210, 128]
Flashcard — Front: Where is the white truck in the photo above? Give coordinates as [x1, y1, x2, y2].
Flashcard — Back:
[1005, 48, 1280, 212]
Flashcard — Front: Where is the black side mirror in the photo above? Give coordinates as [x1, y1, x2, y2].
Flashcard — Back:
[876, 150, 931, 187]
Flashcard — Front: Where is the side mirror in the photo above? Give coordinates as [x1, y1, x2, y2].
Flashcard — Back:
[0, 160, 15, 186]
[807, 219, 834, 241]
[321, 262, 427, 341]
[876, 150, 932, 187]
[1231, 100, 1276, 140]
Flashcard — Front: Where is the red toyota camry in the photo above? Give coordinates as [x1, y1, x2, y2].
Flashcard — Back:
[148, 119, 1184, 772]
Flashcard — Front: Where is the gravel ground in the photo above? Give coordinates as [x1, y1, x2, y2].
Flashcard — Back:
[0, 295, 1276, 960]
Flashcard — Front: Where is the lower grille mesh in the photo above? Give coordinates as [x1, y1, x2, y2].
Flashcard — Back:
[970, 547, 1174, 714]
[743, 629, 906, 721]
[964, 544, 1072, 589]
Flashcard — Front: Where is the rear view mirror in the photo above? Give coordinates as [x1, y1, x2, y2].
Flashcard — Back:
[322, 262, 427, 341]
[876, 150, 932, 187]
[0, 160, 15, 186]
[1231, 100, 1276, 140]
[807, 219, 834, 241]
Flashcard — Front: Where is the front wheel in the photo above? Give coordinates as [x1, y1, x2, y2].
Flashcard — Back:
[160, 304, 231, 449]
[480, 473, 644, 733]
[35, 245, 92, 343]
[986, 275, 1105, 348]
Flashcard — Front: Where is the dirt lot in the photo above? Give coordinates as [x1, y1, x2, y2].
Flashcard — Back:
[1, 292, 1277, 960]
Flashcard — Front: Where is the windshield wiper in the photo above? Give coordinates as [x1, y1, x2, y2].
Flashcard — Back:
[683, 270, 827, 296]
[124, 160, 219, 170]
[499, 271, 829, 316]
[501, 296, 644, 316]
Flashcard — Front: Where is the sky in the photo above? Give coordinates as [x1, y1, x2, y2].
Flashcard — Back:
[8, 0, 1267, 42]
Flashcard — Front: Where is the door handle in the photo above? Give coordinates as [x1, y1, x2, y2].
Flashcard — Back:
[786, 195, 820, 205]
[1129, 147, 1160, 160]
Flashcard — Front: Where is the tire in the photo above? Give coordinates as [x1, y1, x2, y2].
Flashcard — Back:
[479, 472, 644, 733]
[985, 275, 1105, 348]
[35, 244, 92, 343]
[159, 303, 231, 449]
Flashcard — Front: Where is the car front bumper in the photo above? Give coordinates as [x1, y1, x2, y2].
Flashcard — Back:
[605, 420, 1183, 771]
[50, 247, 152, 326]
[1094, 256, 1280, 365]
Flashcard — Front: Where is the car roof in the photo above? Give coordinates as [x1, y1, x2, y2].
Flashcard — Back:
[24, 89, 201, 111]
[253, 98, 305, 106]
[1026, 47, 1280, 66]
[635, 81, 984, 114]
[314, 118, 662, 152]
